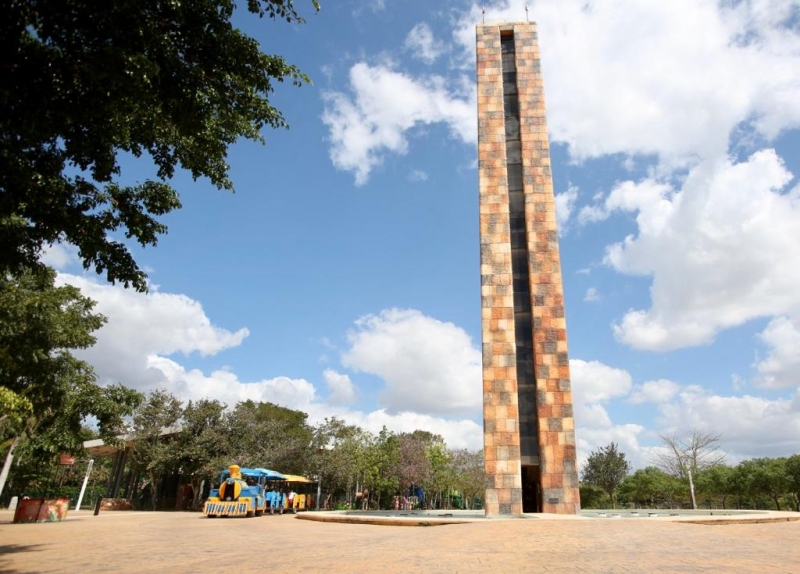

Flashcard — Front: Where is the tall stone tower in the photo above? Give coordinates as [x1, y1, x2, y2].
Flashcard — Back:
[477, 21, 580, 515]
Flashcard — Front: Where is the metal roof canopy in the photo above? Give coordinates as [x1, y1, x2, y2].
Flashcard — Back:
[82, 426, 182, 458]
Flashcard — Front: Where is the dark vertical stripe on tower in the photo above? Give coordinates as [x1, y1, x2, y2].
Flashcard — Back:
[500, 35, 539, 462]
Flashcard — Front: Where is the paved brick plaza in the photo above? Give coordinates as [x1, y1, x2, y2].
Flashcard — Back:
[1, 510, 799, 573]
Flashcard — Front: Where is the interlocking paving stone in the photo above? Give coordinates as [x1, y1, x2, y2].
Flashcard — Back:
[1, 510, 799, 573]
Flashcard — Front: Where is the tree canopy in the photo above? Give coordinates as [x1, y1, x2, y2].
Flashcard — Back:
[1, 0, 319, 291]
[580, 442, 631, 508]
[0, 267, 141, 453]
[0, 267, 142, 498]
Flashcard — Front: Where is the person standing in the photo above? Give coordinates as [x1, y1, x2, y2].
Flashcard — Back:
[278, 489, 286, 515]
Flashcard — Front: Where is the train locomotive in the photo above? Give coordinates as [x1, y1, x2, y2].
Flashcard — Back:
[203, 464, 274, 518]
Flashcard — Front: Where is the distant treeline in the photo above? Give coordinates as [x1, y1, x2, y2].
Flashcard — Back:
[4, 391, 485, 511]
[581, 456, 800, 511]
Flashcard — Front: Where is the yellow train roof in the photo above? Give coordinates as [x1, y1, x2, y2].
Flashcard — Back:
[281, 474, 314, 483]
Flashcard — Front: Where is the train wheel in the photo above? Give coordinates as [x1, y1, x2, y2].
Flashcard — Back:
[207, 514, 218, 518]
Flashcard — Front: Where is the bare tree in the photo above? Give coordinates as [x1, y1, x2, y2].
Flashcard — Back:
[652, 431, 726, 509]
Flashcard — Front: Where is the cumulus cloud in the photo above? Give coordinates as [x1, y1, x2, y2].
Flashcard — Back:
[57, 273, 249, 391]
[655, 385, 800, 460]
[570, 359, 633, 404]
[323, 369, 358, 404]
[753, 316, 800, 389]
[150, 356, 483, 448]
[628, 379, 682, 405]
[57, 276, 482, 449]
[339, 409, 482, 450]
[40, 243, 80, 270]
[576, 423, 649, 471]
[148, 356, 318, 409]
[603, 150, 800, 350]
[554, 185, 578, 234]
[455, 0, 800, 165]
[583, 287, 599, 303]
[136, 355, 485, 449]
[321, 63, 476, 185]
[570, 357, 800, 467]
[405, 22, 446, 64]
[569, 358, 647, 468]
[341, 308, 482, 416]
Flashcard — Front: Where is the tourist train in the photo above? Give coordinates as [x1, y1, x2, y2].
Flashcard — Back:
[203, 464, 315, 518]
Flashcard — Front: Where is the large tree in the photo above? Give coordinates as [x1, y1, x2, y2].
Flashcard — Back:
[130, 389, 183, 510]
[1, 0, 319, 291]
[786, 454, 800, 512]
[617, 466, 683, 509]
[0, 267, 141, 497]
[171, 398, 228, 509]
[224, 400, 312, 474]
[450, 449, 485, 510]
[580, 442, 631, 509]
[311, 417, 372, 508]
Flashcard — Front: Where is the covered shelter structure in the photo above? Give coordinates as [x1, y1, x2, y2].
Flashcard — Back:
[82, 426, 182, 508]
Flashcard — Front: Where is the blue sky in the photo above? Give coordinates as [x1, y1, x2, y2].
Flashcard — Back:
[46, 0, 800, 468]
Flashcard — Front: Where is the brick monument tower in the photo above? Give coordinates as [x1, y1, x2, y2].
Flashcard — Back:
[477, 21, 580, 515]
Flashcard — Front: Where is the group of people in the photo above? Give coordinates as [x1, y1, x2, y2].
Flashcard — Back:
[265, 487, 295, 514]
[393, 495, 413, 511]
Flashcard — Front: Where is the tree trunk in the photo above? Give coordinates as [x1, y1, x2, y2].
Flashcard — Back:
[150, 473, 159, 511]
[191, 479, 204, 510]
[0, 436, 21, 500]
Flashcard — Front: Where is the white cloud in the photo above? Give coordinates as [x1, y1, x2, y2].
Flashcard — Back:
[583, 287, 599, 303]
[455, 0, 800, 165]
[407, 169, 429, 182]
[570, 357, 800, 468]
[146, 356, 483, 449]
[405, 22, 446, 64]
[147, 356, 318, 409]
[341, 409, 482, 450]
[605, 150, 800, 350]
[655, 385, 800, 460]
[569, 358, 648, 468]
[40, 242, 79, 270]
[570, 359, 633, 404]
[322, 63, 476, 185]
[577, 423, 648, 471]
[58, 273, 249, 390]
[628, 379, 682, 405]
[578, 180, 673, 228]
[133, 356, 485, 449]
[341, 308, 482, 416]
[323, 369, 358, 404]
[753, 315, 800, 389]
[554, 184, 578, 234]
[58, 277, 482, 450]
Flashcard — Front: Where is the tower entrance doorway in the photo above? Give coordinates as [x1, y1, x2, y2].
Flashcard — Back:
[521, 465, 540, 513]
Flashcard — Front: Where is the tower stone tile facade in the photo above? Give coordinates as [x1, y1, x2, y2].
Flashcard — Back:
[477, 21, 580, 515]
